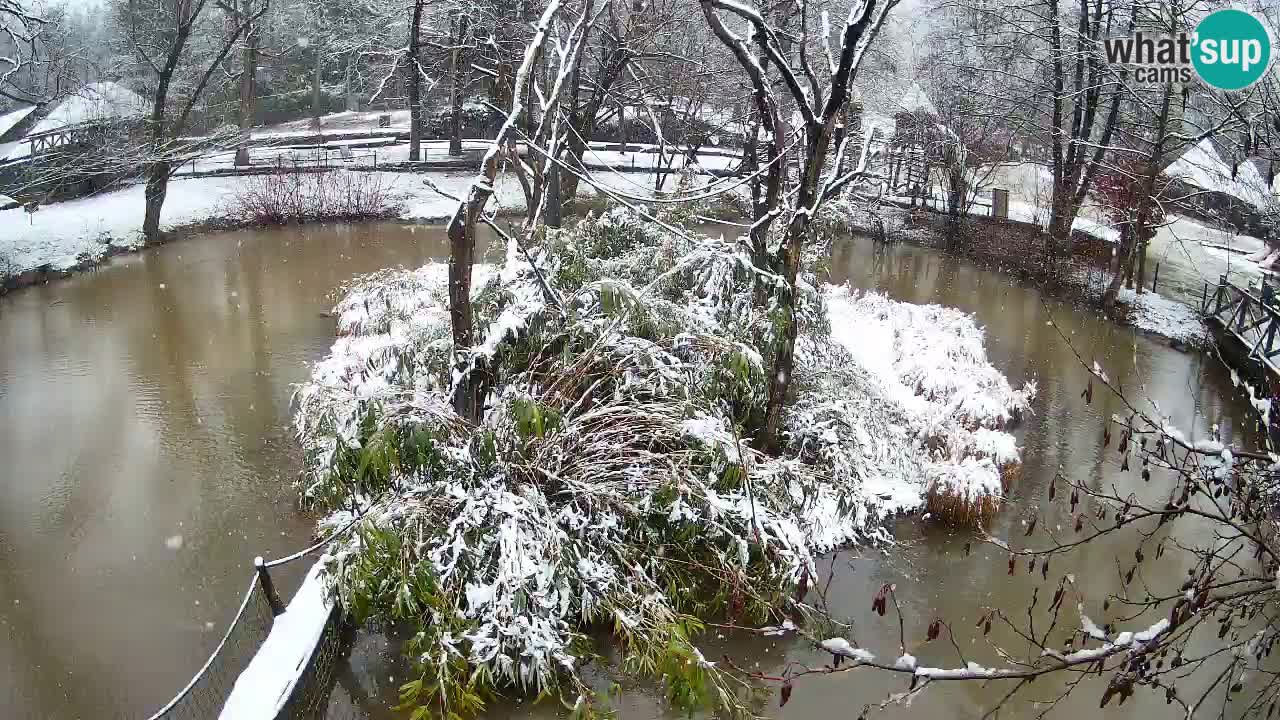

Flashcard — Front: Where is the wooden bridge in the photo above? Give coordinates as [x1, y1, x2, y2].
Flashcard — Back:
[1202, 276, 1280, 391]
[21, 122, 111, 158]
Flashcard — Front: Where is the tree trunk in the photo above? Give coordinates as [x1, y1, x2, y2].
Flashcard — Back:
[448, 13, 469, 157]
[1104, 83, 1173, 310]
[447, 211, 479, 419]
[234, 0, 257, 166]
[762, 129, 829, 451]
[618, 97, 629, 152]
[407, 0, 424, 162]
[558, 44, 629, 202]
[345, 53, 358, 112]
[546, 160, 562, 227]
[143, 162, 170, 241]
[1046, 193, 1079, 255]
[832, 105, 847, 178]
[310, 46, 324, 133]
[1135, 231, 1148, 292]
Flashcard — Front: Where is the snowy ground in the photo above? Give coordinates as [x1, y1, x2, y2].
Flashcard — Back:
[1146, 214, 1268, 308]
[0, 164, 726, 275]
[1118, 286, 1208, 346]
[984, 162, 1121, 243]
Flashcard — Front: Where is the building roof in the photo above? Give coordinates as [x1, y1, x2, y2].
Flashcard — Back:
[1164, 138, 1272, 209]
[27, 82, 147, 137]
[0, 105, 37, 142]
[0, 82, 148, 163]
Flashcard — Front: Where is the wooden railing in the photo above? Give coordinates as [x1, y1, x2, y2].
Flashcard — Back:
[1202, 276, 1280, 375]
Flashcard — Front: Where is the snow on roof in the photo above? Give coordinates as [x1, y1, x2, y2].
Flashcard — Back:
[27, 82, 147, 136]
[0, 104, 36, 139]
[1164, 138, 1273, 209]
[896, 83, 937, 116]
[853, 81, 939, 140]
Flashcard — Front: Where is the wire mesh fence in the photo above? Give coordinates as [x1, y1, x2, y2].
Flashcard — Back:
[277, 610, 350, 720]
[144, 511, 367, 720]
[144, 577, 278, 720]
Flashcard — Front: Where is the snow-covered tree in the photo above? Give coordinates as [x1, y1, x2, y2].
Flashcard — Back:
[111, 0, 267, 238]
[696, 0, 898, 450]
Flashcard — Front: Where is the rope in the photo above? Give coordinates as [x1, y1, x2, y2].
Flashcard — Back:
[143, 575, 260, 720]
[263, 504, 371, 568]
[142, 499, 380, 718]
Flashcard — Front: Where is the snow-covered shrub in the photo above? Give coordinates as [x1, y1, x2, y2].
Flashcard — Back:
[228, 169, 403, 225]
[293, 204, 1033, 717]
[824, 286, 1036, 526]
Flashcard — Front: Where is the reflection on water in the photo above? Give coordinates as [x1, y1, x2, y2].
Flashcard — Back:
[329, 234, 1266, 719]
[0, 222, 495, 718]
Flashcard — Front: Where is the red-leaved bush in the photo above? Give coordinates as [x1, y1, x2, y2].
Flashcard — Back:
[1094, 160, 1169, 229]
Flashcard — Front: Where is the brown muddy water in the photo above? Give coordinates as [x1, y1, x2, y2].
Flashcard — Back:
[0, 222, 496, 718]
[0, 225, 1264, 719]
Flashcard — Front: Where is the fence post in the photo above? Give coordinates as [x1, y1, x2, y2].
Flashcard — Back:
[255, 556, 286, 616]
[1151, 262, 1160, 293]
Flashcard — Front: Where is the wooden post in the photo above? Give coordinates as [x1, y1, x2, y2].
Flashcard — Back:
[255, 556, 286, 616]
[991, 188, 1009, 220]
[1151, 262, 1159, 293]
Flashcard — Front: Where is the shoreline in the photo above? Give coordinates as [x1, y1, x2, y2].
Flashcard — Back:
[853, 206, 1209, 351]
[0, 190, 1210, 356]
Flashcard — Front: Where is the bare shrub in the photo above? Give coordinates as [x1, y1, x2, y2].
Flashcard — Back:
[0, 251, 15, 289]
[228, 170, 404, 225]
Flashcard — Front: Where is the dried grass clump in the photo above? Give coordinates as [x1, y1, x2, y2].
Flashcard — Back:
[926, 459, 1019, 527]
[999, 461, 1023, 491]
[925, 481, 1001, 528]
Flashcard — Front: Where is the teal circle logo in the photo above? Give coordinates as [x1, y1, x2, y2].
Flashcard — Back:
[1192, 9, 1272, 91]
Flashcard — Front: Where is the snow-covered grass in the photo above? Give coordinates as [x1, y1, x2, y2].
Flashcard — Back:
[825, 287, 1035, 526]
[291, 203, 1034, 718]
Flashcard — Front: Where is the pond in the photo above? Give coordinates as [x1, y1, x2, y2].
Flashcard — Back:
[0, 222, 494, 718]
[0, 224, 1261, 719]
